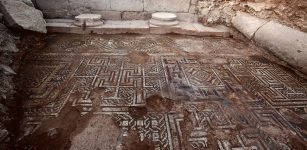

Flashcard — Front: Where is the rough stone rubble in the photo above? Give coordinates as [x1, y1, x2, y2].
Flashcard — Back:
[197, 0, 307, 32]
[0, 0, 47, 147]
[0, 0, 46, 33]
[0, 22, 17, 148]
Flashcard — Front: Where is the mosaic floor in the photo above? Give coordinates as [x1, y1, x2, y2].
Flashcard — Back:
[15, 34, 307, 149]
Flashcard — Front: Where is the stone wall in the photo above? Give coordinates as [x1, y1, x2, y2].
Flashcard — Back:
[32, 0, 198, 20]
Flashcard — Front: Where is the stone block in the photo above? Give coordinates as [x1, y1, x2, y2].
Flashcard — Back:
[42, 10, 70, 19]
[91, 11, 121, 20]
[176, 13, 198, 22]
[68, 0, 84, 8]
[69, 8, 91, 17]
[232, 12, 267, 39]
[97, 20, 149, 34]
[254, 21, 307, 74]
[46, 19, 83, 34]
[190, 0, 198, 5]
[46, 22, 73, 33]
[173, 23, 228, 37]
[85, 0, 111, 11]
[68, 0, 90, 16]
[149, 24, 181, 34]
[122, 11, 151, 20]
[110, 0, 143, 11]
[144, 0, 190, 12]
[36, 0, 69, 10]
[174, 23, 197, 34]
[189, 4, 196, 14]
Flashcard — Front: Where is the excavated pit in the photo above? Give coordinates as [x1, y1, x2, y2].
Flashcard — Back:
[9, 33, 307, 149]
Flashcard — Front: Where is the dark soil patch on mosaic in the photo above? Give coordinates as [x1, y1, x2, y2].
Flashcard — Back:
[17, 102, 93, 150]
[127, 51, 150, 64]
[145, 94, 175, 113]
[128, 106, 148, 119]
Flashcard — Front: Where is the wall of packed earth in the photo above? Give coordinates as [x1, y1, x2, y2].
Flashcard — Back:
[197, 0, 307, 32]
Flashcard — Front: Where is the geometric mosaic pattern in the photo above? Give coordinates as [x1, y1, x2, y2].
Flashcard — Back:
[229, 59, 307, 109]
[16, 34, 307, 149]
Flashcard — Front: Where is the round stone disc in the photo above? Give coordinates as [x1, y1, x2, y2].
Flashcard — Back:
[75, 14, 102, 21]
[152, 12, 177, 21]
[150, 19, 179, 27]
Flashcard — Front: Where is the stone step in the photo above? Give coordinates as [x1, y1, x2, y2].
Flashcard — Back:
[46, 19, 230, 37]
[74, 14, 104, 27]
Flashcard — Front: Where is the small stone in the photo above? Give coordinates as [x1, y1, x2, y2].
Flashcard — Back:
[0, 13, 3, 21]
[0, 64, 16, 75]
[207, 8, 220, 24]
[0, 103, 8, 113]
[201, 8, 210, 16]
[246, 2, 266, 12]
[1, 94, 6, 100]
[47, 128, 58, 137]
[0, 27, 18, 52]
[0, 128, 9, 141]
[115, 144, 124, 150]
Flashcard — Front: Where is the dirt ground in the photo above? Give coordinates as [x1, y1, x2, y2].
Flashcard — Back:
[245, 0, 307, 31]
